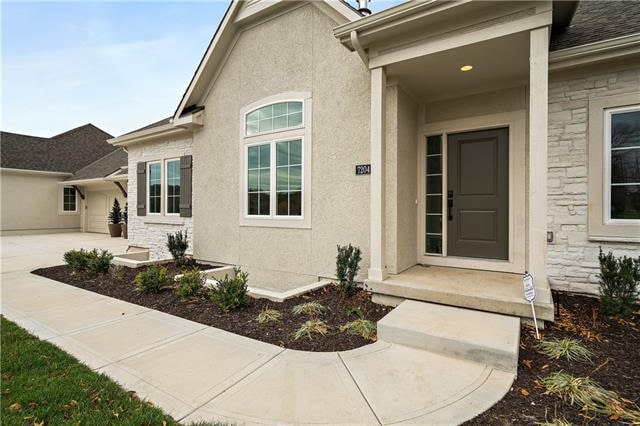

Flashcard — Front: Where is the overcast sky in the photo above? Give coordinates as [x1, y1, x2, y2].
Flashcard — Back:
[1, 1, 400, 138]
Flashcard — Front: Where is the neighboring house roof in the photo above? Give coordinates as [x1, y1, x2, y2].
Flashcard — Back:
[550, 1, 640, 51]
[1, 124, 115, 173]
[65, 148, 128, 182]
[123, 116, 172, 136]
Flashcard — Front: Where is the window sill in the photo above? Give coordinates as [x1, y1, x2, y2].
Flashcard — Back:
[239, 217, 310, 229]
[143, 216, 185, 226]
[588, 235, 640, 244]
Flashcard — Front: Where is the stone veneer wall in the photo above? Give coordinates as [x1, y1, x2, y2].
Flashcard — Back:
[126, 136, 194, 260]
[547, 66, 640, 295]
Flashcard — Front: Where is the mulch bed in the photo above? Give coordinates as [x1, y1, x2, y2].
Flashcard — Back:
[465, 292, 640, 425]
[32, 263, 391, 352]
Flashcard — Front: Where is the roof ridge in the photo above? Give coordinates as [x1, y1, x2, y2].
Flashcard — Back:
[52, 123, 113, 140]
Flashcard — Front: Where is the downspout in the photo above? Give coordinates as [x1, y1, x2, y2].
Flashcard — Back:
[350, 30, 369, 66]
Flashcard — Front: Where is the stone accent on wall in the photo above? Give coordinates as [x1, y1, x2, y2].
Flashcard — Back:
[126, 136, 194, 260]
[547, 67, 640, 295]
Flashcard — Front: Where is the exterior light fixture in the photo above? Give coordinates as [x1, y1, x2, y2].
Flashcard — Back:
[460, 65, 473, 72]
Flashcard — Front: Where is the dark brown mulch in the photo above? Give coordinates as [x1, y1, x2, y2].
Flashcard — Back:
[32, 264, 391, 352]
[465, 292, 640, 426]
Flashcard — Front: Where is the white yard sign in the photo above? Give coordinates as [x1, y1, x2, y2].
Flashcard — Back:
[523, 272, 540, 339]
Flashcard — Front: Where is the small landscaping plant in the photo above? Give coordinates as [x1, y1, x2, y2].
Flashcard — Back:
[62, 248, 112, 273]
[344, 306, 364, 319]
[340, 319, 376, 340]
[336, 244, 362, 296]
[209, 268, 249, 311]
[167, 230, 189, 265]
[175, 268, 205, 298]
[536, 338, 593, 363]
[597, 248, 640, 317]
[110, 265, 125, 281]
[135, 265, 170, 294]
[63, 249, 89, 270]
[294, 320, 329, 340]
[292, 301, 325, 316]
[108, 198, 122, 224]
[256, 308, 282, 324]
[121, 204, 128, 224]
[541, 371, 640, 422]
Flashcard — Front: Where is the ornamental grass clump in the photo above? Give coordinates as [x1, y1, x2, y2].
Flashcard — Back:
[294, 320, 329, 340]
[340, 319, 376, 340]
[209, 268, 249, 311]
[292, 301, 325, 317]
[536, 338, 593, 363]
[541, 371, 640, 423]
[135, 265, 170, 294]
[597, 249, 640, 318]
[256, 308, 282, 324]
[336, 244, 362, 296]
[175, 268, 205, 298]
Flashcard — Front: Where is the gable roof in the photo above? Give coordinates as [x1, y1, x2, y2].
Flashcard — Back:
[550, 1, 640, 51]
[0, 124, 115, 173]
[65, 147, 128, 182]
[172, 0, 360, 121]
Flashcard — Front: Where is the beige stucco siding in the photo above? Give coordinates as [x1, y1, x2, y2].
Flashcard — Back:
[0, 170, 80, 234]
[192, 4, 371, 290]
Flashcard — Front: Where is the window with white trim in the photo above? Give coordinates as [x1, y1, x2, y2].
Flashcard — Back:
[165, 159, 181, 215]
[241, 96, 310, 226]
[148, 162, 162, 214]
[62, 187, 77, 212]
[605, 105, 640, 222]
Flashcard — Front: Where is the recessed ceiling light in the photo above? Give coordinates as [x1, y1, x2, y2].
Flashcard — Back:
[460, 65, 473, 72]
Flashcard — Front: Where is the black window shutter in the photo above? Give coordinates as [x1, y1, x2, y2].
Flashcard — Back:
[180, 155, 193, 217]
[137, 162, 147, 216]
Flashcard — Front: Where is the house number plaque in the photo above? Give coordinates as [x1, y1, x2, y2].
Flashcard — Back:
[355, 164, 371, 175]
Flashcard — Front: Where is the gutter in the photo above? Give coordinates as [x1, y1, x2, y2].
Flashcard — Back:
[0, 167, 72, 177]
[109, 110, 204, 147]
[549, 33, 640, 71]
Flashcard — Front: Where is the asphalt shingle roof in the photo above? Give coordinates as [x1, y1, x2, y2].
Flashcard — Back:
[1, 124, 115, 173]
[551, 1, 640, 51]
[65, 147, 128, 182]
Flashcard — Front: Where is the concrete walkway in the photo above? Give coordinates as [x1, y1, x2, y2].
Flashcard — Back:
[1, 233, 515, 425]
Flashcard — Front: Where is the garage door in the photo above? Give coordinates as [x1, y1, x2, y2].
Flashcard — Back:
[87, 192, 108, 233]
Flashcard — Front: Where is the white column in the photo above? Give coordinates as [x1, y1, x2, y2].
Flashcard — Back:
[528, 26, 549, 285]
[369, 67, 387, 282]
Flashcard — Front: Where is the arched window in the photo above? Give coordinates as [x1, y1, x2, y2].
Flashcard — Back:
[240, 93, 311, 228]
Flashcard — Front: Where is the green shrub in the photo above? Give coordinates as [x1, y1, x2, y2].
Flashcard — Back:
[536, 338, 593, 363]
[340, 319, 376, 340]
[209, 268, 250, 311]
[175, 268, 205, 298]
[167, 230, 189, 265]
[63, 249, 89, 270]
[344, 306, 364, 319]
[108, 198, 122, 224]
[135, 265, 170, 294]
[292, 301, 325, 317]
[336, 244, 362, 296]
[85, 249, 113, 274]
[122, 204, 128, 225]
[293, 320, 329, 340]
[256, 308, 282, 324]
[598, 248, 640, 317]
[63, 248, 112, 273]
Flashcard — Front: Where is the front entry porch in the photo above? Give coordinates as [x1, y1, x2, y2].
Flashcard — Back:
[366, 265, 555, 322]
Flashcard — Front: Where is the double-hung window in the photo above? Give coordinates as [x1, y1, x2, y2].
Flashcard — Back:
[62, 187, 77, 213]
[241, 95, 310, 227]
[605, 105, 640, 222]
[147, 159, 181, 216]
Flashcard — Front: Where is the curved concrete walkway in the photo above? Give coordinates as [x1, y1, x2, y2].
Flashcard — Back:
[1, 233, 514, 425]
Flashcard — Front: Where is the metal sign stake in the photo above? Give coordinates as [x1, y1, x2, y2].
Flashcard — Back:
[523, 271, 540, 339]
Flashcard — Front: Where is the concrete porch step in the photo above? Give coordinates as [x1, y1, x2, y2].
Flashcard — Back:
[377, 300, 520, 373]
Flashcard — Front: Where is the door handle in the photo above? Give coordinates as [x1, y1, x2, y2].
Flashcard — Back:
[447, 190, 453, 221]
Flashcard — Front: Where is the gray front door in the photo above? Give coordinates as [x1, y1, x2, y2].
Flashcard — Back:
[447, 128, 509, 260]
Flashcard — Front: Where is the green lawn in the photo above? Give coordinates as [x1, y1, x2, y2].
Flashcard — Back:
[0, 316, 178, 425]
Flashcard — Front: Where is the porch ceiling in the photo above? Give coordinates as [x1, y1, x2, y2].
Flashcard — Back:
[386, 32, 530, 101]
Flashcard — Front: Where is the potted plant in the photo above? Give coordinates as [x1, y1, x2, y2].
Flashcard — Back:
[108, 199, 122, 238]
[121, 204, 128, 239]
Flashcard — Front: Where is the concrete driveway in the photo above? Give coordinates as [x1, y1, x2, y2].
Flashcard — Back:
[1, 232, 513, 425]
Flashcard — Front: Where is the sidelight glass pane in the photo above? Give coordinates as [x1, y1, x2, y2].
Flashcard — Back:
[426, 195, 442, 214]
[426, 215, 442, 234]
[427, 175, 442, 194]
[426, 235, 442, 254]
[427, 155, 442, 175]
[425, 135, 443, 255]
[427, 135, 442, 155]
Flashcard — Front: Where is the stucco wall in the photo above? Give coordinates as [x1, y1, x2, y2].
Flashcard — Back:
[386, 85, 418, 274]
[0, 170, 80, 234]
[127, 136, 194, 259]
[192, 4, 371, 291]
[547, 66, 640, 295]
